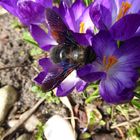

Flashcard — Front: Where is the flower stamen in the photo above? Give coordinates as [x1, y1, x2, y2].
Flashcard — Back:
[79, 22, 85, 33]
[116, 2, 131, 21]
[103, 56, 118, 71]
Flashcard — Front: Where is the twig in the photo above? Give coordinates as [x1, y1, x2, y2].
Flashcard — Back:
[115, 127, 125, 140]
[111, 116, 140, 129]
[60, 97, 76, 133]
[0, 64, 27, 70]
[111, 105, 114, 122]
[1, 98, 45, 140]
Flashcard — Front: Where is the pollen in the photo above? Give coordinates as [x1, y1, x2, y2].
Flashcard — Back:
[103, 56, 118, 71]
[79, 22, 85, 33]
[116, 2, 131, 21]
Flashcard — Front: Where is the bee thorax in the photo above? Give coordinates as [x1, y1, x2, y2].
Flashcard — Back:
[50, 46, 96, 65]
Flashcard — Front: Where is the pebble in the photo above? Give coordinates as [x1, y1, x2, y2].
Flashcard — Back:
[44, 115, 76, 140]
[16, 133, 31, 140]
[0, 127, 5, 139]
[24, 115, 40, 132]
[8, 115, 40, 132]
[0, 85, 17, 124]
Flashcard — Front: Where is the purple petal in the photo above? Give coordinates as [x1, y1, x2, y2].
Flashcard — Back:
[30, 25, 57, 51]
[61, 2, 77, 32]
[70, 0, 86, 21]
[38, 58, 62, 73]
[16, 0, 46, 25]
[0, 0, 17, 16]
[110, 14, 140, 40]
[0, 0, 53, 25]
[36, 0, 52, 8]
[90, 0, 114, 30]
[35, 58, 67, 91]
[99, 78, 135, 104]
[56, 70, 84, 96]
[75, 80, 87, 92]
[62, 0, 72, 7]
[62, 0, 86, 32]
[39, 58, 52, 72]
[78, 6, 94, 33]
[116, 0, 140, 14]
[34, 71, 47, 84]
[92, 31, 118, 59]
[58, 1, 68, 19]
[112, 68, 138, 89]
[135, 27, 140, 36]
[77, 64, 104, 82]
[115, 36, 140, 67]
[72, 32, 91, 46]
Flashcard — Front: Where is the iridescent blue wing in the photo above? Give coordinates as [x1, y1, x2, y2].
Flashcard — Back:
[41, 64, 77, 91]
[46, 8, 77, 45]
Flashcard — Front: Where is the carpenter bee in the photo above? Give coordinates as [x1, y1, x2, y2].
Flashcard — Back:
[41, 8, 96, 91]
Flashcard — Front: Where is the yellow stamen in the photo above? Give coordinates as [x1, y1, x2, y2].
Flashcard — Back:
[116, 2, 131, 21]
[79, 22, 85, 33]
[103, 56, 118, 71]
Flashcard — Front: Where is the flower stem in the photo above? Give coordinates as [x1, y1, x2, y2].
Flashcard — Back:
[85, 88, 99, 104]
[134, 93, 140, 99]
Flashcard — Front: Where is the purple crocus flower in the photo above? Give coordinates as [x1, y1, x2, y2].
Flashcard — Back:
[0, 0, 52, 25]
[30, 0, 94, 45]
[90, 0, 140, 40]
[77, 31, 140, 104]
[30, 0, 94, 51]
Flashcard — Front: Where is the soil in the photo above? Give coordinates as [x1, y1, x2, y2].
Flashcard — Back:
[0, 13, 37, 108]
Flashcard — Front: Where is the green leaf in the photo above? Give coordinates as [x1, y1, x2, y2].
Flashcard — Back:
[84, 0, 92, 6]
[79, 132, 91, 139]
[31, 85, 60, 104]
[23, 31, 38, 46]
[116, 105, 129, 119]
[135, 93, 140, 99]
[11, 20, 22, 29]
[35, 123, 44, 140]
[22, 31, 43, 56]
[30, 47, 43, 56]
[131, 99, 140, 109]
[85, 88, 99, 104]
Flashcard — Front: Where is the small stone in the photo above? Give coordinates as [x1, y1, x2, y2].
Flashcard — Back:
[44, 115, 76, 140]
[16, 134, 31, 140]
[92, 133, 114, 140]
[8, 119, 18, 128]
[24, 115, 40, 132]
[8, 114, 40, 132]
[0, 85, 17, 124]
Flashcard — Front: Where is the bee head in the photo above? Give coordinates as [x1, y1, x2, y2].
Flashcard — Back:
[50, 46, 62, 64]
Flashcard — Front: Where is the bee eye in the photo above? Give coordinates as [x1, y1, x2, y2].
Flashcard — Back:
[60, 49, 66, 59]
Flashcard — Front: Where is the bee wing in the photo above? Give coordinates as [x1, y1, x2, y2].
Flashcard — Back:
[46, 8, 76, 44]
[42, 64, 77, 91]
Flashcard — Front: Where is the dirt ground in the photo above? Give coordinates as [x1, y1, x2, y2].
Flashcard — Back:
[0, 13, 37, 107]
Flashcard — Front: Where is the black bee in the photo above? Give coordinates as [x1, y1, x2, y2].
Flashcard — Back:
[41, 8, 96, 91]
